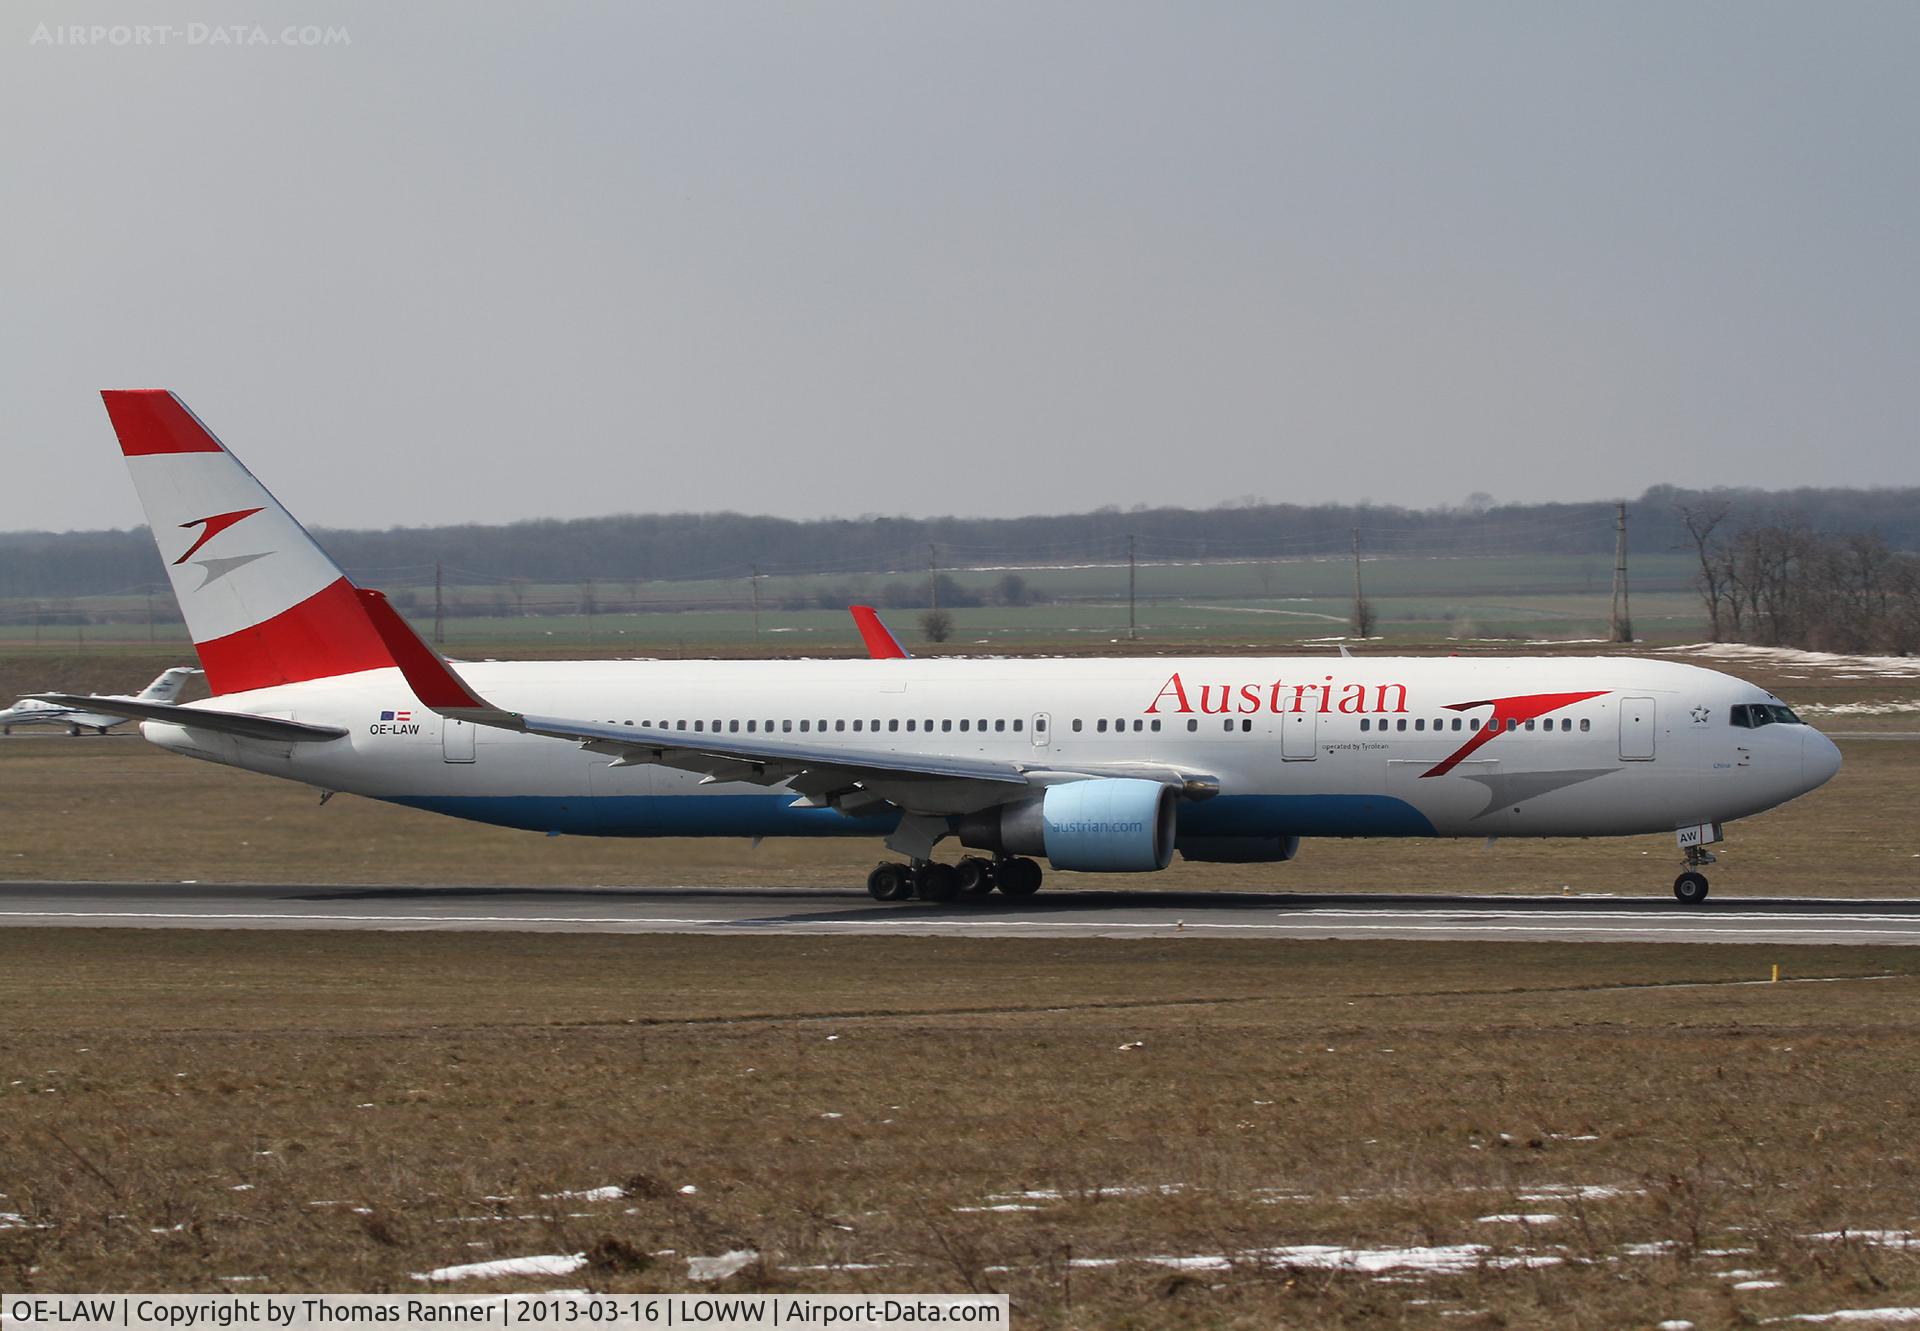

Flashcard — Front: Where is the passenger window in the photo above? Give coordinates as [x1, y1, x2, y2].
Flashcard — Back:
[995, 719, 1006, 733]
[1097, 719, 1108, 733]
[1396, 719, 1407, 732]
[851, 720, 862, 732]
[782, 720, 792, 733]
[888, 719, 899, 732]
[906, 719, 917, 732]
[676, 720, 687, 731]
[1580, 719, 1590, 732]
[942, 719, 953, 733]
[1469, 718, 1481, 732]
[729, 720, 739, 733]
[1133, 719, 1143, 732]
[835, 720, 846, 732]
[1071, 719, 1083, 732]
[960, 719, 971, 732]
[747, 720, 757, 732]
[1507, 718, 1519, 732]
[694, 720, 705, 732]
[979, 719, 988, 731]
[1223, 719, 1234, 732]
[800, 720, 810, 732]
[1561, 718, 1571, 732]
[1187, 719, 1198, 732]
[1524, 720, 1535, 731]
[1360, 718, 1370, 732]
[1015, 719, 1025, 732]
[1452, 718, 1463, 731]
[1415, 719, 1425, 732]
[1241, 718, 1252, 732]
[1150, 719, 1161, 732]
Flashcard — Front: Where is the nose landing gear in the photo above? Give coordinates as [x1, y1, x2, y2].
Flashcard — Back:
[1673, 843, 1717, 904]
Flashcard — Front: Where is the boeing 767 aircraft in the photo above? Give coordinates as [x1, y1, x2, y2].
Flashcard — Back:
[40, 390, 1841, 905]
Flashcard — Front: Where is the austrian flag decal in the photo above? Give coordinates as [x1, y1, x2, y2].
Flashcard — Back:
[368, 709, 420, 736]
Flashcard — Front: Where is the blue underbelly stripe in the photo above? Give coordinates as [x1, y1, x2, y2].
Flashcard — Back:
[379, 792, 1437, 839]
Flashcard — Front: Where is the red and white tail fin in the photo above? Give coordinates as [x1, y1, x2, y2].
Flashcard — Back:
[101, 390, 397, 696]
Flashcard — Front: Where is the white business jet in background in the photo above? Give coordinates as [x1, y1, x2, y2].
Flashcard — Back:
[3, 666, 199, 735]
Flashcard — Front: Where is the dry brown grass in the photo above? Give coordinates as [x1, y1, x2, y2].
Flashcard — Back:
[3, 930, 1918, 1328]
[2, 727, 1911, 898]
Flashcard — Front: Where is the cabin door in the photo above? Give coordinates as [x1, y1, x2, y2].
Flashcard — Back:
[1281, 709, 1318, 761]
[1619, 697, 1656, 761]
[442, 717, 476, 763]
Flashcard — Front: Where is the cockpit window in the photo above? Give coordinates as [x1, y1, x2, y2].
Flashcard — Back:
[1730, 702, 1805, 728]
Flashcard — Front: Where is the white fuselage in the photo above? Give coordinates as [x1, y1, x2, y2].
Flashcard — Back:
[139, 654, 1840, 845]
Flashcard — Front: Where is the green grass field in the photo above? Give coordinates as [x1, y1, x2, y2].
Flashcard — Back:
[0, 553, 1706, 650]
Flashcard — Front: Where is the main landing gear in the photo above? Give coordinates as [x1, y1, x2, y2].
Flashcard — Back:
[1673, 844, 1717, 904]
[866, 856, 1044, 903]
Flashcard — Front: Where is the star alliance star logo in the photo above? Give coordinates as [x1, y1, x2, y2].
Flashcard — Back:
[1691, 705, 1711, 724]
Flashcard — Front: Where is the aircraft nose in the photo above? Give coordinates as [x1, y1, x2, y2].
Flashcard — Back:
[1803, 728, 1843, 790]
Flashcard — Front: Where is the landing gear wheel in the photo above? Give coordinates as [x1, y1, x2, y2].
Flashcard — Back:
[67, 724, 80, 736]
[1673, 871, 1710, 905]
[996, 857, 1043, 897]
[914, 862, 960, 903]
[867, 862, 913, 902]
[954, 857, 997, 896]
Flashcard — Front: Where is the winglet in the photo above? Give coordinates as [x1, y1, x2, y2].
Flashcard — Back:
[356, 587, 511, 720]
[849, 604, 910, 660]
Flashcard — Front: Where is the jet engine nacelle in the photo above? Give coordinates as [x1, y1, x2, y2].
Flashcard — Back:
[956, 778, 1177, 873]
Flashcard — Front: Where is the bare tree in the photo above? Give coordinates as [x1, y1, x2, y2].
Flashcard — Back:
[1676, 500, 1733, 640]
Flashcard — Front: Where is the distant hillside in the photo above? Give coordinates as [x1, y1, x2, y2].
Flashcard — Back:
[3, 483, 1916, 600]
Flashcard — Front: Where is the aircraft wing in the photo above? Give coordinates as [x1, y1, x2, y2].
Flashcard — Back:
[356, 589, 1215, 834]
[27, 695, 348, 743]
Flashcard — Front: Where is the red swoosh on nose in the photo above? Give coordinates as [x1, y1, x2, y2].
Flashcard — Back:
[1419, 690, 1611, 778]
[175, 507, 265, 565]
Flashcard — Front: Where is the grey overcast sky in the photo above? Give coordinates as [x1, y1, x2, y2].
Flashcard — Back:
[3, 3, 1917, 533]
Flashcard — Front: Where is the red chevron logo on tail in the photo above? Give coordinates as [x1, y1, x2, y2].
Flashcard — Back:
[174, 507, 264, 564]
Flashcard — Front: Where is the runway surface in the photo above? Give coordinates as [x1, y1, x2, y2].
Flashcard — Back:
[4, 881, 1920, 944]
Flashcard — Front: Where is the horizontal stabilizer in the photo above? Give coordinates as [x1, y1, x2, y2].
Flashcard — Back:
[27, 695, 348, 743]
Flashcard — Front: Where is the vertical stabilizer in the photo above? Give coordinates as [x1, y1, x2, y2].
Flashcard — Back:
[101, 390, 397, 695]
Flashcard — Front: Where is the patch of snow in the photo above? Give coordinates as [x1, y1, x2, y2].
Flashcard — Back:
[1805, 1230, 1918, 1246]
[1477, 1213, 1560, 1225]
[413, 1253, 586, 1282]
[1660, 643, 1920, 677]
[953, 1204, 1043, 1214]
[1076, 1243, 1562, 1275]
[687, 1250, 758, 1282]
[678, 1185, 698, 1195]
[1735, 1280, 1785, 1290]
[1657, 1322, 1696, 1331]
[1517, 1184, 1633, 1201]
[541, 1186, 624, 1202]
[1776, 1312, 1920, 1325]
[1800, 701, 1920, 717]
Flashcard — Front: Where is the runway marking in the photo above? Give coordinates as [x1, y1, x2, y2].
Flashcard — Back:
[2, 908, 1918, 941]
